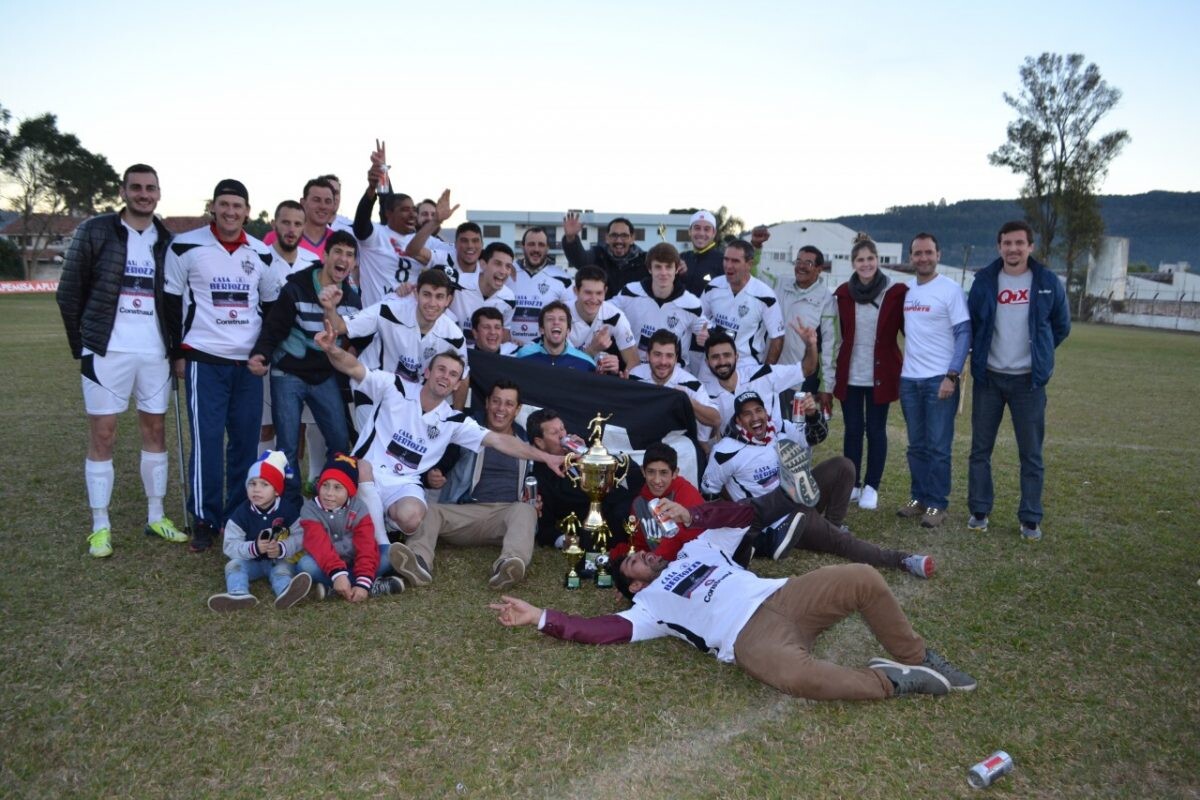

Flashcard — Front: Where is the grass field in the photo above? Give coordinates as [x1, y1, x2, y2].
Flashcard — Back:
[1, 293, 1197, 799]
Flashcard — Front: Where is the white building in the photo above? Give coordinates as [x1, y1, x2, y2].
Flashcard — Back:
[466, 209, 694, 264]
[755, 221, 904, 288]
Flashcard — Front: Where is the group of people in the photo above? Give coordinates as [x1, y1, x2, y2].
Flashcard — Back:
[54, 148, 1071, 702]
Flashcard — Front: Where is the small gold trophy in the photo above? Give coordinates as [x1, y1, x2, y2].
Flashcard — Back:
[560, 512, 584, 590]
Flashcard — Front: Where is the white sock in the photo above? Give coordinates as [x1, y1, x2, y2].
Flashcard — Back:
[85, 459, 114, 532]
[358, 480, 389, 545]
[141, 450, 169, 523]
[305, 424, 326, 482]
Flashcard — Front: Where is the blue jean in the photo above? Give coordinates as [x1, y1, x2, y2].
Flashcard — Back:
[840, 386, 890, 489]
[185, 359, 263, 527]
[225, 557, 294, 596]
[900, 377, 959, 510]
[968, 370, 1047, 525]
[297, 543, 393, 587]
[269, 370, 350, 499]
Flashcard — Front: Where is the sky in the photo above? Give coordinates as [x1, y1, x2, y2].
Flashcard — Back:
[1, 0, 1197, 228]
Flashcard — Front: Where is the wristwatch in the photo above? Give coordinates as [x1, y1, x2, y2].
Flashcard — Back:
[945, 371, 961, 384]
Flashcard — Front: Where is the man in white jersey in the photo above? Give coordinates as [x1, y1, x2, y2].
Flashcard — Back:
[897, 233, 970, 529]
[471, 307, 519, 356]
[163, 178, 274, 552]
[568, 265, 639, 375]
[449, 242, 516, 345]
[314, 327, 565, 584]
[700, 240, 785, 367]
[262, 177, 336, 256]
[490, 498, 974, 700]
[351, 143, 431, 307]
[701, 329, 815, 435]
[507, 227, 574, 346]
[613, 242, 708, 371]
[56, 164, 189, 557]
[627, 329, 721, 435]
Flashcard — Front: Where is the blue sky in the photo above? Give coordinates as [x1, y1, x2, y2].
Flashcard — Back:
[1, 0, 1196, 226]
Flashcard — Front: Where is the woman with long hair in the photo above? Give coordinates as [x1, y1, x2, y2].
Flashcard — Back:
[832, 235, 907, 510]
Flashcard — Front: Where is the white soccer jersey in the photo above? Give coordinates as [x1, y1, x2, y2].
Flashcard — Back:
[346, 294, 467, 384]
[613, 280, 707, 366]
[568, 300, 637, 353]
[617, 531, 787, 663]
[703, 361, 807, 434]
[701, 436, 782, 501]
[164, 226, 273, 360]
[105, 220, 164, 356]
[448, 272, 517, 346]
[701, 275, 784, 364]
[260, 246, 319, 303]
[357, 225, 425, 308]
[507, 264, 575, 345]
[628, 362, 719, 440]
[351, 369, 488, 479]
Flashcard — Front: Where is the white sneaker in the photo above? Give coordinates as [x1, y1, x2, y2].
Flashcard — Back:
[850, 486, 862, 503]
[858, 486, 879, 510]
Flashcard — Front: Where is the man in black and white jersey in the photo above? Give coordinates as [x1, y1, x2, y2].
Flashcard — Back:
[627, 329, 721, 440]
[507, 226, 573, 346]
[56, 164, 189, 558]
[449, 242, 516, 345]
[352, 142, 430, 308]
[613, 242, 708, 372]
[700, 240, 785, 368]
[164, 178, 275, 552]
[568, 266, 639, 376]
[701, 329, 816, 435]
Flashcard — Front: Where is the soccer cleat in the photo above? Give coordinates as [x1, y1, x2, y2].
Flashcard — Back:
[369, 576, 406, 597]
[869, 659, 950, 697]
[388, 542, 433, 586]
[145, 516, 189, 543]
[901, 554, 935, 579]
[488, 557, 526, 590]
[967, 514, 989, 532]
[920, 508, 947, 529]
[87, 528, 113, 558]
[189, 522, 217, 553]
[857, 486, 879, 510]
[275, 572, 312, 609]
[918, 648, 977, 691]
[776, 439, 821, 506]
[1021, 523, 1043, 541]
[897, 500, 926, 519]
[207, 592, 258, 612]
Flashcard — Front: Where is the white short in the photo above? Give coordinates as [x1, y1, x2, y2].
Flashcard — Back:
[260, 374, 316, 426]
[376, 472, 428, 511]
[81, 349, 171, 416]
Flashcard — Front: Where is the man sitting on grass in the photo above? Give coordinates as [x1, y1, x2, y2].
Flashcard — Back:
[491, 498, 976, 701]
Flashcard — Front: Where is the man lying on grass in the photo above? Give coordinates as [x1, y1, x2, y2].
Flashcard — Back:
[491, 498, 975, 701]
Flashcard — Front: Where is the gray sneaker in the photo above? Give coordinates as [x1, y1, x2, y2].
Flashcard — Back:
[274, 572, 312, 609]
[207, 592, 258, 612]
[967, 514, 989, 532]
[1021, 523, 1043, 541]
[919, 648, 977, 691]
[369, 576, 406, 597]
[488, 557, 526, 590]
[776, 439, 820, 507]
[920, 508, 947, 529]
[868, 659, 950, 697]
[388, 542, 433, 586]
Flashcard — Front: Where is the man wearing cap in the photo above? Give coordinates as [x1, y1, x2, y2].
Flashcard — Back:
[679, 210, 724, 297]
[164, 179, 275, 551]
[56, 163, 189, 558]
[561, 213, 646, 298]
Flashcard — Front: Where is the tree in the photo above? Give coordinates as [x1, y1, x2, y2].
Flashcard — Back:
[245, 210, 271, 240]
[988, 53, 1130, 297]
[713, 205, 744, 244]
[0, 110, 119, 279]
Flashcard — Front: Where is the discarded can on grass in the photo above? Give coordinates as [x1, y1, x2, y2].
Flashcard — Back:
[648, 498, 679, 537]
[967, 750, 1013, 789]
[523, 475, 539, 506]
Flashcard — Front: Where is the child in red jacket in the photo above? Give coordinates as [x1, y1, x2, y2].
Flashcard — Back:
[609, 443, 708, 562]
[295, 454, 405, 601]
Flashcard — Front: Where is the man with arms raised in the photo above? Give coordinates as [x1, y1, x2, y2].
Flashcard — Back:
[57, 164, 188, 557]
[507, 226, 574, 346]
[352, 142, 430, 307]
[561, 213, 646, 297]
[701, 240, 785, 368]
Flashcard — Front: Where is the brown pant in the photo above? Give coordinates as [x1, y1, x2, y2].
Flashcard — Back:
[407, 502, 536, 571]
[733, 563, 925, 700]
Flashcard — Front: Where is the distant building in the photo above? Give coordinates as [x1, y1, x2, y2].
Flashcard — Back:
[465, 209, 694, 263]
[754, 220, 907, 290]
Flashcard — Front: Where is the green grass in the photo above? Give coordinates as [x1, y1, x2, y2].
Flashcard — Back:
[1, 294, 1197, 799]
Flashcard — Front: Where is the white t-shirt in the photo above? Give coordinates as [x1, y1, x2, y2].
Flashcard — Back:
[351, 369, 488, 479]
[506, 264, 575, 345]
[902, 274, 970, 379]
[568, 300, 637, 353]
[106, 221, 163, 356]
[612, 280, 707, 366]
[617, 530, 786, 664]
[346, 295, 467, 384]
[700, 275, 784, 364]
[356, 225, 425, 309]
[448, 272, 516, 346]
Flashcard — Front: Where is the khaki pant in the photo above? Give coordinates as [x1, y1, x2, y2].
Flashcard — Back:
[733, 564, 925, 700]
[407, 502, 536, 571]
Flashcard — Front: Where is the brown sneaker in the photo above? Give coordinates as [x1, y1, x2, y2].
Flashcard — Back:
[920, 508, 947, 529]
[897, 500, 927, 519]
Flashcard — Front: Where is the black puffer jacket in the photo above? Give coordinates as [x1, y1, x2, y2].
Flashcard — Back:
[561, 236, 646, 298]
[56, 212, 173, 358]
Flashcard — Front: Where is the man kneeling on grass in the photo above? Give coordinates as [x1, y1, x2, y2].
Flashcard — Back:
[491, 499, 975, 701]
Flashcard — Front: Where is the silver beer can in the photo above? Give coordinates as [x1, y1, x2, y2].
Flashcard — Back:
[647, 498, 679, 537]
[967, 751, 1013, 789]
[523, 475, 538, 506]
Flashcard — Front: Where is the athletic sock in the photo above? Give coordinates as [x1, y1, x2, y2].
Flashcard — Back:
[305, 424, 326, 482]
[358, 480, 389, 545]
[85, 459, 114, 532]
[141, 450, 169, 523]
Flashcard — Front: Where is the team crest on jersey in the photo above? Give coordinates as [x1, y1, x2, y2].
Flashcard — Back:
[423, 345, 436, 361]
[537, 281, 549, 293]
[241, 258, 256, 276]
[133, 298, 142, 309]
[229, 310, 238, 319]
[737, 303, 749, 318]
[667, 314, 679, 329]
[426, 424, 440, 439]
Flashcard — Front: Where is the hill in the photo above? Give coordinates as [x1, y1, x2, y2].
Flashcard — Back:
[826, 191, 1199, 268]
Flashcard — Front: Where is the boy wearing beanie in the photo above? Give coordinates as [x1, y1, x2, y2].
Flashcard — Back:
[208, 451, 309, 611]
[294, 453, 404, 600]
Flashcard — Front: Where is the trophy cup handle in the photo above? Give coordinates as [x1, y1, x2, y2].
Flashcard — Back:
[563, 452, 581, 488]
[613, 452, 630, 485]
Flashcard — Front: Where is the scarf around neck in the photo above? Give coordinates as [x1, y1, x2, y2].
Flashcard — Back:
[849, 270, 888, 305]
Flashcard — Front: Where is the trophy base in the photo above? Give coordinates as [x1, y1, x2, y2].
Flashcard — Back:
[595, 571, 613, 589]
[564, 573, 581, 590]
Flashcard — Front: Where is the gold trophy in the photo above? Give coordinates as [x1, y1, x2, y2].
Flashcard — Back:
[564, 412, 630, 535]
[560, 512, 584, 590]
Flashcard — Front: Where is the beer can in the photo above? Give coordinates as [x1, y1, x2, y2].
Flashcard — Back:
[647, 498, 679, 537]
[522, 476, 538, 506]
[967, 751, 1013, 789]
[791, 391, 809, 420]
